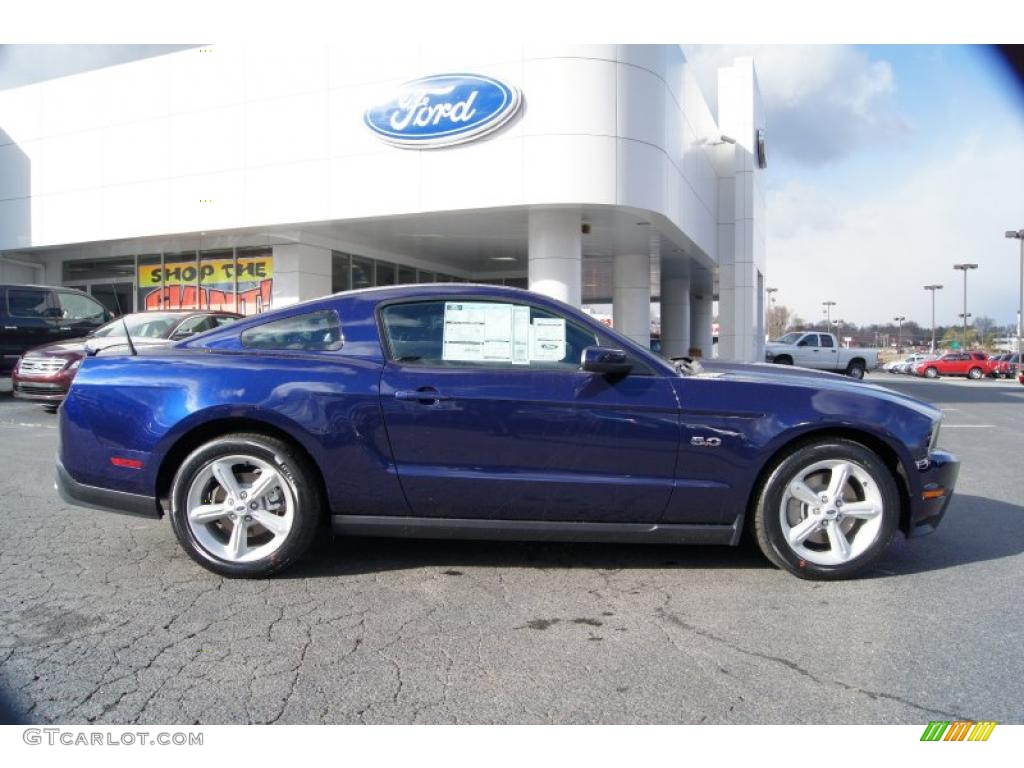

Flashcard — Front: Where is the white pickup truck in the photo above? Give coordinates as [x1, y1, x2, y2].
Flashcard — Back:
[764, 332, 880, 379]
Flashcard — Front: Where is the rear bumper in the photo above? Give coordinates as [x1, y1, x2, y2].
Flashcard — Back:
[905, 449, 960, 537]
[55, 459, 161, 518]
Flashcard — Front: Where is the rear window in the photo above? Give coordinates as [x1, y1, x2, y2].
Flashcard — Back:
[240, 310, 343, 351]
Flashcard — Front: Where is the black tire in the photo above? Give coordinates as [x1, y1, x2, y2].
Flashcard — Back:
[774, 355, 793, 366]
[924, 367, 939, 379]
[967, 367, 983, 380]
[42, 403, 59, 414]
[752, 439, 899, 580]
[845, 360, 866, 380]
[169, 433, 323, 578]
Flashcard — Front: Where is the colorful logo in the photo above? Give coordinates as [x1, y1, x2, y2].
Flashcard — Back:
[364, 73, 521, 148]
[920, 720, 997, 741]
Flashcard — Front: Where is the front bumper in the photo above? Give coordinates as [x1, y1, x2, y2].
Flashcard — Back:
[905, 449, 960, 537]
[55, 459, 161, 519]
[12, 371, 73, 402]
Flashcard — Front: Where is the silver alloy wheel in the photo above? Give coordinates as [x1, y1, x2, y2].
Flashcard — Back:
[185, 454, 295, 563]
[779, 459, 885, 566]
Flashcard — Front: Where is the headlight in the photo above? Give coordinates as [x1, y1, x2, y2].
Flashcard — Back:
[928, 419, 942, 452]
[68, 358, 82, 370]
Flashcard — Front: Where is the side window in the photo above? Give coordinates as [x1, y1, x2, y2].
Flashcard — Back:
[57, 292, 107, 322]
[798, 334, 818, 347]
[212, 315, 239, 328]
[240, 310, 343, 351]
[380, 300, 598, 370]
[819, 334, 834, 348]
[172, 315, 218, 339]
[7, 288, 54, 319]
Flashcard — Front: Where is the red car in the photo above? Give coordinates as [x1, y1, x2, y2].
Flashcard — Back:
[914, 351, 996, 380]
[13, 310, 241, 410]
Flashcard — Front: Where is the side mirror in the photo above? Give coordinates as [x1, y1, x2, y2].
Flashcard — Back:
[171, 330, 196, 340]
[581, 346, 632, 375]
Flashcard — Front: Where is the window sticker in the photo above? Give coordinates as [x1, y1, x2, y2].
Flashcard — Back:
[442, 302, 530, 363]
[529, 317, 566, 361]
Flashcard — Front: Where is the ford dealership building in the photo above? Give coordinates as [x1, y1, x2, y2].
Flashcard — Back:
[0, 44, 766, 360]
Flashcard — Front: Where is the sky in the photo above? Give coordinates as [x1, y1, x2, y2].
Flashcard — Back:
[686, 45, 1024, 330]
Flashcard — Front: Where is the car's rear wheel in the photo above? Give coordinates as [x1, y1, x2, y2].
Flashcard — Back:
[924, 366, 939, 378]
[169, 433, 322, 578]
[845, 361, 866, 380]
[752, 439, 899, 580]
[967, 367, 983, 380]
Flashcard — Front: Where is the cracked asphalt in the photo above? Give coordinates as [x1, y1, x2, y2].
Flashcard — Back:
[1, 373, 1022, 724]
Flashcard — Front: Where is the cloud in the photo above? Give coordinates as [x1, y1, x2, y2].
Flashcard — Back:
[766, 132, 1024, 328]
[684, 45, 910, 165]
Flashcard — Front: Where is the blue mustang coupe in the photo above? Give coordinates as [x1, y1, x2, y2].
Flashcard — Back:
[56, 284, 958, 580]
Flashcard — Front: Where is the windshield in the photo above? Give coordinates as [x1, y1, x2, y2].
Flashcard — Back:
[91, 313, 181, 339]
[774, 332, 803, 344]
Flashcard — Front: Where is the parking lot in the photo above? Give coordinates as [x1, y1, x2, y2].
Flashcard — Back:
[0, 372, 1022, 725]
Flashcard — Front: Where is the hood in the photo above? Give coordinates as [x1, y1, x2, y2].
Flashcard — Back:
[694, 360, 941, 420]
[25, 336, 175, 359]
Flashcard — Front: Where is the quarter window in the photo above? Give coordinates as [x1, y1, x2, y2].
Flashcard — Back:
[240, 310, 343, 351]
[380, 300, 598, 370]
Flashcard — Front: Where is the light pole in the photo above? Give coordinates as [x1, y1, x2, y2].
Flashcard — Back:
[765, 287, 778, 340]
[952, 264, 978, 349]
[822, 300, 836, 332]
[833, 319, 844, 346]
[1005, 230, 1023, 364]
[893, 315, 905, 353]
[923, 284, 943, 353]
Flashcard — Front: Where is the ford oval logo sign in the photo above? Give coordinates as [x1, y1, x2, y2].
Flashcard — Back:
[364, 73, 521, 148]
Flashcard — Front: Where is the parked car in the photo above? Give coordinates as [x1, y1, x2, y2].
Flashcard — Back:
[886, 353, 934, 375]
[764, 332, 880, 379]
[1, 284, 112, 383]
[56, 285, 958, 581]
[989, 352, 1020, 379]
[13, 310, 241, 409]
[914, 351, 996, 379]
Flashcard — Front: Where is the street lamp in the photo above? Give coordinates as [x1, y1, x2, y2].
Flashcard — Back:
[952, 264, 978, 349]
[1005, 230, 1023, 362]
[923, 284, 943, 353]
[822, 300, 836, 331]
[893, 315, 906, 353]
[833, 319, 844, 345]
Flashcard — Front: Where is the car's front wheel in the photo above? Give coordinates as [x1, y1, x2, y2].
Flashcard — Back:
[924, 366, 939, 378]
[752, 439, 899, 580]
[967, 367, 983, 380]
[169, 433, 322, 578]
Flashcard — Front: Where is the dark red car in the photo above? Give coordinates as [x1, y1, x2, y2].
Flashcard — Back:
[914, 351, 996, 380]
[990, 352, 1020, 379]
[13, 311, 241, 410]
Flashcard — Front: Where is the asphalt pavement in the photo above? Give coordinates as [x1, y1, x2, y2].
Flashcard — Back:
[0, 372, 1022, 724]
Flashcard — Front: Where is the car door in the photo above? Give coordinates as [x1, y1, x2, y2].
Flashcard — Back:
[1, 287, 56, 371]
[794, 334, 819, 367]
[377, 298, 681, 523]
[818, 333, 839, 368]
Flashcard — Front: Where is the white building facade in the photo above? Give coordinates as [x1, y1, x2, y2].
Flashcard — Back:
[0, 44, 767, 360]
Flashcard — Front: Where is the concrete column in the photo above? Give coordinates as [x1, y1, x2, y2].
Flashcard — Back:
[690, 286, 714, 358]
[528, 209, 582, 306]
[613, 251, 651, 348]
[272, 243, 332, 307]
[660, 274, 691, 358]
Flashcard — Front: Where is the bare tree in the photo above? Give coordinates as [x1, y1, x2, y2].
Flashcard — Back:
[767, 304, 792, 340]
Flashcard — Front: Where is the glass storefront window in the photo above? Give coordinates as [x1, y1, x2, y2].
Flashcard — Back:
[352, 256, 373, 290]
[332, 252, 351, 293]
[397, 266, 417, 284]
[375, 261, 396, 286]
[418, 270, 435, 283]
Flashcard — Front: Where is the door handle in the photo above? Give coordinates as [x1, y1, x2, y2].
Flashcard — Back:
[394, 388, 452, 404]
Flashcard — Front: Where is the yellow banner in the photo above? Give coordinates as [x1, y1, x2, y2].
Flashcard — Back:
[138, 257, 273, 288]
